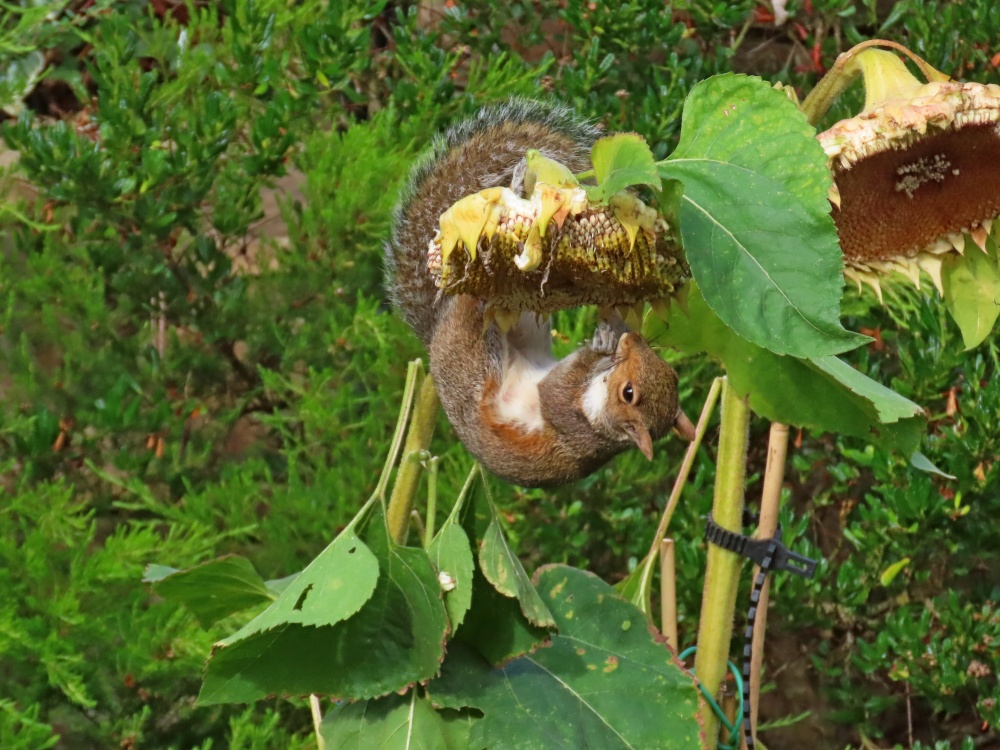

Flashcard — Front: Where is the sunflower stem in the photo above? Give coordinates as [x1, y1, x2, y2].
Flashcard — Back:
[801, 39, 949, 125]
[694, 378, 750, 746]
[387, 373, 440, 545]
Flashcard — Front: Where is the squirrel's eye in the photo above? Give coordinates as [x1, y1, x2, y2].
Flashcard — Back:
[622, 383, 635, 404]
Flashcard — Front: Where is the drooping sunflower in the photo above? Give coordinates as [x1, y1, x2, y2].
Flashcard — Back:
[428, 153, 688, 324]
[805, 42, 1000, 346]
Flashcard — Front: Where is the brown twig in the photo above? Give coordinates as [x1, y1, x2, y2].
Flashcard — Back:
[659, 538, 678, 649]
[747, 422, 790, 745]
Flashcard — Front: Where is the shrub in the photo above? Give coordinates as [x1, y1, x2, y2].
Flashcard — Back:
[1, 0, 998, 747]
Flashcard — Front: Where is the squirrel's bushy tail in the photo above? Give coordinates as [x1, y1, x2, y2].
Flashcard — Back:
[384, 98, 599, 345]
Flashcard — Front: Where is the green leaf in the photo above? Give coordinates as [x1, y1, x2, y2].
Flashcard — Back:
[428, 518, 475, 631]
[321, 692, 479, 750]
[143, 555, 273, 628]
[590, 133, 659, 200]
[439, 707, 481, 749]
[660, 74, 868, 357]
[218, 528, 378, 638]
[479, 515, 555, 629]
[463, 476, 555, 628]
[264, 572, 301, 598]
[525, 149, 579, 191]
[454, 568, 552, 665]
[439, 470, 554, 665]
[613, 558, 653, 619]
[941, 242, 1000, 349]
[910, 451, 956, 480]
[0, 51, 46, 116]
[199, 502, 448, 704]
[879, 558, 911, 587]
[432, 566, 701, 750]
[654, 284, 924, 452]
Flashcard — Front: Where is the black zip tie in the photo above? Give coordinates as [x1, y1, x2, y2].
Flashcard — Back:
[704, 512, 817, 579]
[704, 511, 818, 749]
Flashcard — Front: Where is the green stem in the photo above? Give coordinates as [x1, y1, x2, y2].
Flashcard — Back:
[633, 377, 723, 617]
[310, 694, 325, 750]
[694, 378, 750, 746]
[387, 374, 440, 545]
[423, 456, 440, 548]
[800, 38, 949, 126]
[375, 360, 422, 502]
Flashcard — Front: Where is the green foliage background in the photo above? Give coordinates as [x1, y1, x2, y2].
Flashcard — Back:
[1, 0, 998, 748]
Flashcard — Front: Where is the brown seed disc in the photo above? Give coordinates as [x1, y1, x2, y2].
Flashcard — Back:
[833, 123, 1000, 263]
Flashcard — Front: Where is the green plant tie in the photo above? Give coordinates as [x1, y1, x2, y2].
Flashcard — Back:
[678, 646, 743, 750]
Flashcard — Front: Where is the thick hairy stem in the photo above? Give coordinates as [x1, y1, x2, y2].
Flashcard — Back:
[423, 456, 441, 548]
[387, 373, 440, 545]
[375, 360, 422, 502]
[695, 378, 750, 746]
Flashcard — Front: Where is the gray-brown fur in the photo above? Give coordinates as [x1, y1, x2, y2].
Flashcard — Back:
[428, 296, 621, 487]
[386, 101, 688, 487]
[384, 99, 599, 344]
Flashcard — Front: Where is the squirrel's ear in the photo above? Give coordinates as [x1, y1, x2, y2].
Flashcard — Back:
[625, 423, 654, 460]
[673, 410, 696, 442]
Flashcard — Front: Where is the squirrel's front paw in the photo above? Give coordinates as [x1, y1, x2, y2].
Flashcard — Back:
[591, 323, 620, 355]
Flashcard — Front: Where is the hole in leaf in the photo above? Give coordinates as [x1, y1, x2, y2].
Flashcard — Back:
[348, 547, 356, 554]
[293, 584, 313, 611]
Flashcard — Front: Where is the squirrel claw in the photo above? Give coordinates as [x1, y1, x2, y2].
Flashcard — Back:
[591, 322, 620, 355]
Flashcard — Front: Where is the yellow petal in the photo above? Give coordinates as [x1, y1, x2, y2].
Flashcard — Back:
[438, 201, 478, 263]
[609, 193, 656, 253]
[611, 203, 639, 252]
[514, 225, 544, 272]
[828, 182, 842, 209]
[917, 254, 945, 295]
[843, 266, 864, 293]
[482, 202, 501, 242]
[970, 225, 989, 253]
[479, 188, 504, 242]
[524, 149, 579, 195]
[894, 258, 922, 289]
[862, 272, 885, 304]
[535, 185, 567, 239]
[437, 218, 462, 267]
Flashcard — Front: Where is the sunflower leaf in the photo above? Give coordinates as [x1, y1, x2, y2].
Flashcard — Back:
[653, 284, 924, 453]
[660, 74, 870, 357]
[941, 240, 1000, 349]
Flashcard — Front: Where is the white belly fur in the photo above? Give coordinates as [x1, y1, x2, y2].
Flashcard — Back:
[494, 314, 557, 432]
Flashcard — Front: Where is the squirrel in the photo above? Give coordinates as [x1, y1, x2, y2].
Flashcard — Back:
[385, 99, 695, 488]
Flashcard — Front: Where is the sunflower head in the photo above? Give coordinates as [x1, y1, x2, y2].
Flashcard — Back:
[809, 44, 1000, 346]
[428, 175, 688, 322]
